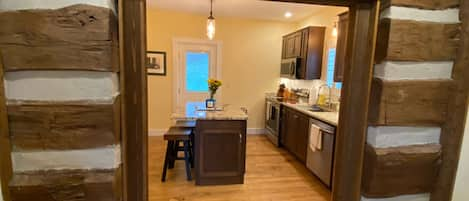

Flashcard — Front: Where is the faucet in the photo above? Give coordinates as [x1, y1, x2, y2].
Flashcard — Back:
[316, 84, 332, 107]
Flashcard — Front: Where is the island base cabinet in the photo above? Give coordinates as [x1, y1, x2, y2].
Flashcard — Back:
[195, 120, 247, 185]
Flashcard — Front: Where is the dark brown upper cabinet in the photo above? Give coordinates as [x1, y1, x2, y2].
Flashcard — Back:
[334, 12, 349, 82]
[282, 26, 326, 80]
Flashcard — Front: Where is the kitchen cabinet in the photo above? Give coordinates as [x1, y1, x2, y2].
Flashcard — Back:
[282, 31, 302, 59]
[282, 26, 326, 80]
[195, 120, 247, 185]
[280, 107, 309, 163]
[334, 12, 349, 82]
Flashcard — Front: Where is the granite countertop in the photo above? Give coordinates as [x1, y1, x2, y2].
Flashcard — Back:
[172, 105, 249, 121]
[281, 102, 339, 126]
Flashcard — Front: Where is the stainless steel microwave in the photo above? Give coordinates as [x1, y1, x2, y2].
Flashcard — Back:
[280, 58, 300, 79]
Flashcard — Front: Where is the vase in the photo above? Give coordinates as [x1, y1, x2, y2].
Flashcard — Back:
[206, 98, 216, 108]
[206, 92, 216, 109]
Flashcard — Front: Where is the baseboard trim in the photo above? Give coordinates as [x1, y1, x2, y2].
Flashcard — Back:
[148, 128, 266, 136]
[247, 128, 266, 135]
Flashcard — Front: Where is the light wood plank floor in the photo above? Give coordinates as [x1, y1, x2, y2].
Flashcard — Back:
[149, 135, 331, 201]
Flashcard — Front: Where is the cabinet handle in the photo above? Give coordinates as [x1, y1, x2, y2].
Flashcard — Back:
[239, 133, 242, 144]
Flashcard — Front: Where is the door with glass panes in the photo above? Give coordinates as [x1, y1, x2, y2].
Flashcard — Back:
[174, 40, 221, 114]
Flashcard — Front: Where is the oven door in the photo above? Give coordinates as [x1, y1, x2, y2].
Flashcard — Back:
[265, 102, 280, 145]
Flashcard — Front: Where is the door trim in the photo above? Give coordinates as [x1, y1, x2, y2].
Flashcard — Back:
[172, 38, 223, 112]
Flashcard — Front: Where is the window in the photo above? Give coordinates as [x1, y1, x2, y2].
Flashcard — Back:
[185, 52, 209, 92]
[326, 48, 342, 89]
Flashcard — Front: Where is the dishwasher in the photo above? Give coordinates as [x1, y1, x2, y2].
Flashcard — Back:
[306, 118, 336, 188]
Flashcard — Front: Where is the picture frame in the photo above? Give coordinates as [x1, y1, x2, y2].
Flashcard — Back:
[146, 51, 166, 76]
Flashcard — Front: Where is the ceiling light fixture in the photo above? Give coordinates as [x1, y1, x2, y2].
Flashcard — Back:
[284, 12, 292, 18]
[332, 22, 338, 37]
[207, 0, 216, 40]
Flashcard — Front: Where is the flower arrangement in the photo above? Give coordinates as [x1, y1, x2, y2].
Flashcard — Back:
[208, 78, 222, 99]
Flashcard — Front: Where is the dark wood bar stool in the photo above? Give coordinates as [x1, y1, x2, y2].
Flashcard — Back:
[161, 127, 193, 182]
[173, 120, 196, 168]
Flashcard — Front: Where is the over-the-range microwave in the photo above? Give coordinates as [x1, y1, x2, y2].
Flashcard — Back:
[280, 58, 300, 79]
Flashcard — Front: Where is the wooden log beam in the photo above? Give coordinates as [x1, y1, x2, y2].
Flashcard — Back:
[9, 167, 121, 201]
[369, 78, 452, 126]
[0, 50, 12, 201]
[381, 0, 459, 10]
[431, 0, 469, 200]
[375, 19, 460, 63]
[362, 144, 441, 198]
[0, 4, 118, 72]
[7, 97, 120, 150]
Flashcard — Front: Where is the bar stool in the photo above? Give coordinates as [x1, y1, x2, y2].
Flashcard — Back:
[161, 127, 193, 182]
[174, 120, 196, 168]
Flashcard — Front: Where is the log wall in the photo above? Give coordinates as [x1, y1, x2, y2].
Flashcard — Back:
[0, 1, 121, 200]
[363, 0, 461, 200]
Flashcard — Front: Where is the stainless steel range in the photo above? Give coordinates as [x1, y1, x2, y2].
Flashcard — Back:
[265, 96, 281, 146]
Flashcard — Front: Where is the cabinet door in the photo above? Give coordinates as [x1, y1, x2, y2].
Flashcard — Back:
[334, 12, 349, 82]
[283, 32, 302, 59]
[295, 113, 310, 163]
[292, 32, 302, 57]
[284, 109, 297, 152]
[196, 120, 246, 184]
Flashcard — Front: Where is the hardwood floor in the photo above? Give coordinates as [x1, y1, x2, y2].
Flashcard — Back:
[148, 135, 331, 201]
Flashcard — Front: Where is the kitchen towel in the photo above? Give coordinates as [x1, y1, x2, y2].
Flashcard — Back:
[309, 123, 322, 152]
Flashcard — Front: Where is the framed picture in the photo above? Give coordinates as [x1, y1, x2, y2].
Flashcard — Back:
[146, 51, 166, 76]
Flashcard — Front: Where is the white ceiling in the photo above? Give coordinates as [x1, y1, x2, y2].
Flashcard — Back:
[147, 0, 333, 22]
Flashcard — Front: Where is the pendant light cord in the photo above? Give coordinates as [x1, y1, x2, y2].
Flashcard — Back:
[210, 0, 213, 17]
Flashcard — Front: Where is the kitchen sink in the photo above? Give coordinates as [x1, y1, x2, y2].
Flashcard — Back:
[296, 105, 334, 112]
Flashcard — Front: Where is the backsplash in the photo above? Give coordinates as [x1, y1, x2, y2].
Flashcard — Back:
[279, 78, 341, 104]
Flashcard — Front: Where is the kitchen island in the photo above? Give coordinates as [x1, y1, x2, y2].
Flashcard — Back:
[172, 106, 248, 185]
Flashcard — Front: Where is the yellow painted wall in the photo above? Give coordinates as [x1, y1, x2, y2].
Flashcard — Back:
[146, 7, 296, 130]
[452, 105, 469, 201]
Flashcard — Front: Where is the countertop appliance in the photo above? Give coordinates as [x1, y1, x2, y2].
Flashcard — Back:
[265, 97, 281, 146]
[306, 118, 336, 188]
[280, 58, 300, 79]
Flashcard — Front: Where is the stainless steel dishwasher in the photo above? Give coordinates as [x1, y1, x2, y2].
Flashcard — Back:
[306, 118, 336, 188]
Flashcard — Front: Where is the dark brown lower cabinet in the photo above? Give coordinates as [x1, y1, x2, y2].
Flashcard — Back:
[195, 120, 247, 185]
[280, 107, 309, 163]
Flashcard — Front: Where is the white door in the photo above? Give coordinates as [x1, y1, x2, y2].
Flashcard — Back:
[173, 39, 221, 114]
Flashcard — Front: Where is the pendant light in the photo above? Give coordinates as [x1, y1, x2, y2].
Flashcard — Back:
[332, 22, 338, 37]
[207, 0, 216, 40]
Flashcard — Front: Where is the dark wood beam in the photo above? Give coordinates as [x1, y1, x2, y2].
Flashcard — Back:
[431, 0, 469, 200]
[0, 5, 118, 72]
[375, 19, 460, 63]
[0, 51, 12, 201]
[9, 168, 122, 201]
[332, 1, 380, 201]
[7, 98, 121, 150]
[120, 0, 148, 201]
[368, 78, 452, 126]
[362, 144, 441, 198]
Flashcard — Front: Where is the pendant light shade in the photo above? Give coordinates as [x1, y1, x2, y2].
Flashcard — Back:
[207, 0, 215, 40]
[332, 22, 338, 37]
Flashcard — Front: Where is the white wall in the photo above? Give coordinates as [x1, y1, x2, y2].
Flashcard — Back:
[452, 106, 469, 201]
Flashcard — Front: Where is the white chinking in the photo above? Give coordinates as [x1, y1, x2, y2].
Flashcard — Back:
[374, 61, 453, 81]
[4, 71, 119, 103]
[362, 194, 430, 201]
[0, 0, 115, 11]
[12, 145, 121, 172]
[367, 127, 440, 148]
[380, 7, 460, 23]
